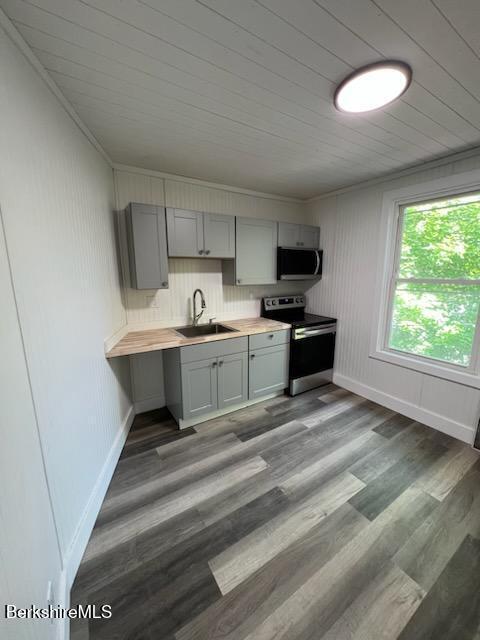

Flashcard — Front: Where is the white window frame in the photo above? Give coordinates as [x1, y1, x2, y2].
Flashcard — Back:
[370, 169, 480, 390]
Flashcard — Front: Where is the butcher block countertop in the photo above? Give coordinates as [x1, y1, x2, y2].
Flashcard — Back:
[106, 317, 291, 358]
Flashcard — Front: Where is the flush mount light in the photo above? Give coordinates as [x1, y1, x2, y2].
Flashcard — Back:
[334, 61, 412, 113]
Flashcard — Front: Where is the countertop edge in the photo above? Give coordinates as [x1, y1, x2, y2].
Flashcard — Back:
[105, 318, 291, 359]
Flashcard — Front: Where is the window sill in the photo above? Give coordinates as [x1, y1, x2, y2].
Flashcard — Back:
[369, 349, 480, 390]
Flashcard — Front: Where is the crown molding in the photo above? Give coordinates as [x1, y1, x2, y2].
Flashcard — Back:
[0, 8, 112, 166]
[112, 164, 304, 204]
[306, 145, 480, 202]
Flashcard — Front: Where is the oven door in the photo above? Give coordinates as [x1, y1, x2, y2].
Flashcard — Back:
[290, 326, 336, 380]
[277, 248, 322, 280]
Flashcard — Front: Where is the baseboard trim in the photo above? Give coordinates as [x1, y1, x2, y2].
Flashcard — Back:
[334, 373, 475, 444]
[62, 404, 135, 589]
[134, 395, 165, 413]
[57, 404, 134, 640]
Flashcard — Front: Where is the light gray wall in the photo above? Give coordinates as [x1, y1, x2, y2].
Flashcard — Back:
[0, 214, 62, 640]
[0, 19, 132, 616]
[307, 155, 480, 443]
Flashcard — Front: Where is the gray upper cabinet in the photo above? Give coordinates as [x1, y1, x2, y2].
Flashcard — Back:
[125, 203, 169, 290]
[230, 217, 277, 285]
[299, 225, 320, 249]
[181, 357, 218, 419]
[203, 212, 235, 258]
[166, 208, 203, 257]
[278, 222, 320, 249]
[217, 351, 248, 409]
[166, 208, 235, 258]
[277, 222, 301, 248]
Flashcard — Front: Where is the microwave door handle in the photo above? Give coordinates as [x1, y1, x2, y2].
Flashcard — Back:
[314, 250, 320, 275]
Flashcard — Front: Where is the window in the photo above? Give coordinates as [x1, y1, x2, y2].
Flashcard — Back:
[385, 191, 480, 370]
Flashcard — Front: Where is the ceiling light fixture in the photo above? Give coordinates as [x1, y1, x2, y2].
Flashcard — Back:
[334, 61, 412, 113]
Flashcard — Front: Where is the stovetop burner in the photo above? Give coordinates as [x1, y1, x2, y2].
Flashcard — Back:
[261, 295, 335, 328]
[290, 313, 336, 328]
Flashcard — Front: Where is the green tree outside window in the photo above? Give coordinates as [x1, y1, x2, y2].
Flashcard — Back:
[388, 193, 480, 367]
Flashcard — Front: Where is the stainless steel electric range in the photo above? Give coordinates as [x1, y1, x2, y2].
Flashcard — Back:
[261, 295, 337, 396]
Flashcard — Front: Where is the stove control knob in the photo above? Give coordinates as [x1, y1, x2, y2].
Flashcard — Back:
[265, 300, 271, 306]
[271, 300, 277, 305]
[296, 297, 303, 303]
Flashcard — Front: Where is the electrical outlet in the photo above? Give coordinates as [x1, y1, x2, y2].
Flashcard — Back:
[46, 580, 54, 606]
[46, 580, 55, 623]
[146, 295, 158, 308]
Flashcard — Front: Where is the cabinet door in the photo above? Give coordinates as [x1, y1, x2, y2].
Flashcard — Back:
[249, 344, 289, 400]
[218, 352, 248, 409]
[299, 225, 320, 249]
[166, 208, 204, 257]
[278, 222, 301, 248]
[203, 213, 235, 258]
[235, 217, 277, 285]
[126, 203, 169, 289]
[181, 358, 218, 419]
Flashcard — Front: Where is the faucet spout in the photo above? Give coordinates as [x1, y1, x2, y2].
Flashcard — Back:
[192, 288, 206, 325]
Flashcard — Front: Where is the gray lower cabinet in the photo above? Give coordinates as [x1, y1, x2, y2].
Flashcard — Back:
[166, 208, 235, 258]
[125, 203, 169, 289]
[180, 352, 248, 419]
[164, 334, 287, 425]
[164, 337, 249, 424]
[223, 217, 277, 285]
[218, 351, 248, 409]
[181, 357, 218, 419]
[249, 343, 289, 400]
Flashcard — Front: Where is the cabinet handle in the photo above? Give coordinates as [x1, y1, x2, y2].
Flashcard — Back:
[162, 281, 168, 287]
[296, 242, 300, 246]
[212, 361, 217, 368]
[268, 334, 274, 339]
[218, 360, 223, 366]
[237, 279, 241, 284]
[198, 249, 204, 255]
[205, 249, 211, 255]
[250, 354, 255, 359]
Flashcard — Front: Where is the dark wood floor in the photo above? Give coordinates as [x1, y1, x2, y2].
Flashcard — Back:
[71, 384, 480, 640]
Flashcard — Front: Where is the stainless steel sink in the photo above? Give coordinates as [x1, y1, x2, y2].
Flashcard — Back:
[175, 323, 238, 338]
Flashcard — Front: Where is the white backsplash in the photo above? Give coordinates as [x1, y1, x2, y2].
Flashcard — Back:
[127, 258, 308, 329]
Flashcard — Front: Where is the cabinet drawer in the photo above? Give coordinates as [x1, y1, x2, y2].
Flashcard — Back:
[180, 336, 248, 363]
[249, 329, 290, 350]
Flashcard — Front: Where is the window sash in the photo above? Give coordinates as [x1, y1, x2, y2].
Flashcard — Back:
[384, 204, 480, 373]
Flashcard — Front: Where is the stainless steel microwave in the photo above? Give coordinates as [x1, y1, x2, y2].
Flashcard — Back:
[277, 247, 323, 280]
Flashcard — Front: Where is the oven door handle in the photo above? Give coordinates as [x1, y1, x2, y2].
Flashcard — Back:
[294, 325, 336, 339]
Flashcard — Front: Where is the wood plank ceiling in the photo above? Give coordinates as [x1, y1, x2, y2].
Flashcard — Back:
[2, 0, 480, 198]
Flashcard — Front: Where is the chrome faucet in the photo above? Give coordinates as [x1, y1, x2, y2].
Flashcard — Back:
[192, 288, 206, 325]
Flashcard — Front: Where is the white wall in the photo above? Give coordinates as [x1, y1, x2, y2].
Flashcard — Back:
[307, 156, 480, 443]
[0, 19, 132, 617]
[0, 214, 62, 640]
[114, 167, 312, 410]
